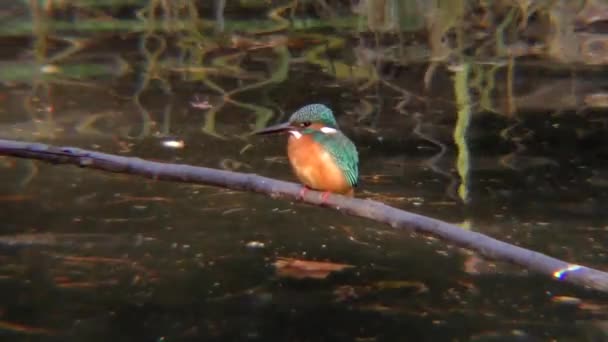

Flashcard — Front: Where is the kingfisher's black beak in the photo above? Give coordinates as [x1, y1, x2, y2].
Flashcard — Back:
[253, 122, 294, 135]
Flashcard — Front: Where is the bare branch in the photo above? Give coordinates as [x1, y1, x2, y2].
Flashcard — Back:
[0, 138, 607, 292]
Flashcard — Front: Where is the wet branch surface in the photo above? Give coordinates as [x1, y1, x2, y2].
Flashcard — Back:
[1, 138, 607, 292]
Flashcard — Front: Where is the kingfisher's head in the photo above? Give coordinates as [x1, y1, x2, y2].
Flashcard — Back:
[253, 104, 339, 138]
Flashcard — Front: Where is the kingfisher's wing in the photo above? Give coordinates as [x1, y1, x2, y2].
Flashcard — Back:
[309, 130, 359, 187]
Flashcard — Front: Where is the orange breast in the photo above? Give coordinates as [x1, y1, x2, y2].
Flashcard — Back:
[287, 134, 353, 196]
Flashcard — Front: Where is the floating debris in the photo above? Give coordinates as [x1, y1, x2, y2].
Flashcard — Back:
[245, 241, 265, 249]
[551, 296, 582, 305]
[0, 320, 57, 335]
[190, 95, 212, 110]
[161, 139, 185, 149]
[273, 257, 353, 279]
[40, 64, 60, 74]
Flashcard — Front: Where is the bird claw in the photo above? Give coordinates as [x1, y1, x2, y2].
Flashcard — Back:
[320, 191, 331, 204]
[298, 186, 309, 200]
[297, 187, 331, 204]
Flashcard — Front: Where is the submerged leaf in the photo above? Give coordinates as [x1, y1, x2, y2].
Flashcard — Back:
[273, 257, 353, 279]
[372, 280, 428, 293]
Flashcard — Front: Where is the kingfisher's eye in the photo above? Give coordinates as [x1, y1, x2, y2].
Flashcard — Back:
[300, 121, 311, 127]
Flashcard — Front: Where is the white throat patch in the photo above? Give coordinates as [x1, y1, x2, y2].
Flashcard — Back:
[288, 130, 302, 139]
[320, 127, 338, 134]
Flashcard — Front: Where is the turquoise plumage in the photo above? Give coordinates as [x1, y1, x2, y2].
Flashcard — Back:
[254, 103, 360, 196]
[303, 128, 359, 187]
[289, 104, 338, 128]
[290, 104, 358, 187]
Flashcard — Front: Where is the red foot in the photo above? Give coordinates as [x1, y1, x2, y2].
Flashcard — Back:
[298, 186, 310, 200]
[297, 187, 331, 203]
[320, 191, 331, 204]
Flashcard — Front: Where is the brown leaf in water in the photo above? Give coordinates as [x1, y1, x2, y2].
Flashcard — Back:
[579, 302, 608, 313]
[464, 254, 497, 275]
[372, 280, 429, 293]
[54, 278, 119, 289]
[0, 320, 57, 335]
[551, 295, 582, 305]
[0, 194, 31, 202]
[333, 280, 429, 302]
[55, 254, 156, 277]
[273, 257, 354, 279]
[334, 285, 361, 301]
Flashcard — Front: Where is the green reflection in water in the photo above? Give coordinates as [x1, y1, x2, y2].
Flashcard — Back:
[452, 63, 471, 204]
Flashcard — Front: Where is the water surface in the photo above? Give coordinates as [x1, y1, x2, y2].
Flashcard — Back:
[1, 1, 608, 341]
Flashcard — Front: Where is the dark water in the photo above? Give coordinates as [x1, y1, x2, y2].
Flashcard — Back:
[1, 1, 608, 341]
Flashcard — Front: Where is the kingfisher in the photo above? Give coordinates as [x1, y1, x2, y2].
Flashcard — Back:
[254, 104, 359, 198]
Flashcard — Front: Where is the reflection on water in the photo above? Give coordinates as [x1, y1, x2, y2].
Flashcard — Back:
[1, 1, 608, 340]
